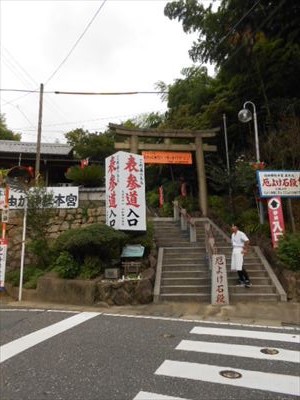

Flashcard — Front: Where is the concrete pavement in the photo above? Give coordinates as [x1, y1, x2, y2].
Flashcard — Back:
[1, 291, 299, 327]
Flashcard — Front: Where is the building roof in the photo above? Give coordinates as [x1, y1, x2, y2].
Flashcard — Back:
[0, 140, 73, 156]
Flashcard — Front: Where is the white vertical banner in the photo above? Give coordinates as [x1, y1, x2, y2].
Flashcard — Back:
[0, 239, 8, 289]
[211, 254, 229, 305]
[105, 151, 146, 231]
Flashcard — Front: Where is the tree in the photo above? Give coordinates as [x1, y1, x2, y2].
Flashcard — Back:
[64, 128, 114, 163]
[0, 114, 21, 141]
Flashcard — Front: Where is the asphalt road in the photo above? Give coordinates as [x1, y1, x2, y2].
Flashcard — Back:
[1, 307, 299, 400]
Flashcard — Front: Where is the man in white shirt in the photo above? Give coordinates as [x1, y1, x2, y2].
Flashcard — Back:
[231, 224, 252, 288]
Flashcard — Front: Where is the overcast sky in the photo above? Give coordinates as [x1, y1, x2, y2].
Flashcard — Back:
[0, 0, 216, 143]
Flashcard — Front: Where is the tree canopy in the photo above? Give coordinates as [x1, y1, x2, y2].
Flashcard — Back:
[0, 114, 21, 141]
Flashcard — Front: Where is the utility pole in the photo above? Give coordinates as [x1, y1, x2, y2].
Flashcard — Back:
[35, 83, 44, 184]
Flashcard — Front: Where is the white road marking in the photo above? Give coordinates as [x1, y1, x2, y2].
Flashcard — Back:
[191, 326, 300, 343]
[133, 391, 189, 400]
[0, 311, 100, 363]
[176, 340, 300, 363]
[102, 313, 300, 330]
[155, 360, 300, 396]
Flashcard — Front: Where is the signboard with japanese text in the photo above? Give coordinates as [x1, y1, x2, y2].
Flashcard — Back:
[257, 170, 300, 198]
[211, 254, 229, 305]
[0, 187, 79, 209]
[142, 151, 192, 165]
[0, 238, 8, 289]
[105, 151, 146, 231]
[267, 197, 285, 248]
[0, 188, 5, 209]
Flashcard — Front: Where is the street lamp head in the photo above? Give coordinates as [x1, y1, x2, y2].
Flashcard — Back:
[238, 108, 252, 123]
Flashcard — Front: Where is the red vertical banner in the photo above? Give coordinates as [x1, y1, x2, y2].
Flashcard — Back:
[267, 197, 285, 248]
[158, 185, 164, 207]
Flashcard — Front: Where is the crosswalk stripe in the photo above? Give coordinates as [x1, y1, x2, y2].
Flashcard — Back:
[133, 391, 189, 400]
[0, 311, 100, 363]
[191, 326, 300, 343]
[176, 340, 300, 363]
[155, 360, 300, 396]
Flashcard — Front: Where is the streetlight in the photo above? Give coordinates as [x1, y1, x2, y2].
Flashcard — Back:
[238, 101, 264, 224]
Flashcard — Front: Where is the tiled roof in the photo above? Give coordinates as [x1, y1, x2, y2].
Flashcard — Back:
[0, 140, 72, 156]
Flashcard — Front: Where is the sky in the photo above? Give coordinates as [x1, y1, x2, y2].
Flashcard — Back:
[0, 0, 216, 144]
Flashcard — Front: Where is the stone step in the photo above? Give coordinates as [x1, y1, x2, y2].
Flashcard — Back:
[228, 277, 271, 285]
[162, 271, 208, 278]
[162, 277, 210, 286]
[228, 285, 276, 294]
[161, 285, 210, 294]
[229, 293, 281, 302]
[163, 263, 208, 272]
[159, 293, 211, 302]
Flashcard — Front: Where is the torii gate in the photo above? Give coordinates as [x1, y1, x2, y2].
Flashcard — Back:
[109, 123, 219, 216]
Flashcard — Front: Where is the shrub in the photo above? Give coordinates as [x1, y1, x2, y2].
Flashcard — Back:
[79, 255, 104, 279]
[124, 220, 154, 256]
[51, 251, 81, 279]
[65, 165, 104, 187]
[53, 223, 128, 264]
[6, 266, 44, 289]
[277, 233, 300, 271]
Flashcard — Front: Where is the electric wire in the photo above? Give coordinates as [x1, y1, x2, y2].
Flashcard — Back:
[44, 0, 108, 85]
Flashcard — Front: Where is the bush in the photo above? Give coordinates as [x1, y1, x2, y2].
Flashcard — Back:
[277, 233, 300, 271]
[79, 255, 104, 279]
[51, 251, 81, 279]
[53, 223, 128, 264]
[65, 165, 104, 187]
[124, 220, 154, 256]
[6, 266, 44, 289]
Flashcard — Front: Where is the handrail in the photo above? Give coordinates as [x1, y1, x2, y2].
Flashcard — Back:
[173, 200, 196, 242]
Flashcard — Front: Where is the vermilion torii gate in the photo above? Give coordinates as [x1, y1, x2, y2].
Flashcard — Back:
[109, 123, 219, 216]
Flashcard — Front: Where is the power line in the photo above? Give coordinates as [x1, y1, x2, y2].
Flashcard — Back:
[44, 0, 108, 85]
[0, 88, 168, 95]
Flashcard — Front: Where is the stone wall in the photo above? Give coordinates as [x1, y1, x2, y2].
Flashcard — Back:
[5, 188, 106, 270]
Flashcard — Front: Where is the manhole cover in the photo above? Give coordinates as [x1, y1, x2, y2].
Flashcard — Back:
[260, 348, 279, 355]
[219, 370, 242, 379]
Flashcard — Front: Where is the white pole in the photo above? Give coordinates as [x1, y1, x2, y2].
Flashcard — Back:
[244, 101, 264, 224]
[18, 196, 28, 301]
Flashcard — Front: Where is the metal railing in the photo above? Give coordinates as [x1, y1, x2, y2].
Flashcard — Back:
[173, 200, 197, 242]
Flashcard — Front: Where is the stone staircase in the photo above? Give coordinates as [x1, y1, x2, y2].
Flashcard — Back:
[153, 218, 210, 302]
[152, 217, 286, 303]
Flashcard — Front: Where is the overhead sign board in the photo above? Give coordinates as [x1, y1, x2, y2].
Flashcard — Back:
[142, 151, 192, 164]
[0, 187, 79, 209]
[257, 170, 300, 198]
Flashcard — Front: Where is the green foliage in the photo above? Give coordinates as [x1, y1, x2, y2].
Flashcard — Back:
[53, 223, 128, 264]
[65, 165, 104, 187]
[6, 266, 44, 289]
[52, 251, 81, 279]
[64, 128, 114, 162]
[277, 234, 300, 271]
[79, 255, 104, 279]
[146, 190, 159, 208]
[0, 114, 21, 141]
[160, 202, 173, 217]
[26, 187, 55, 269]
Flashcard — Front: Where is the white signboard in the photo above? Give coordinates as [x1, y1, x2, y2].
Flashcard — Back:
[0, 188, 5, 209]
[0, 187, 79, 209]
[0, 239, 8, 289]
[105, 151, 146, 231]
[211, 254, 229, 305]
[257, 170, 300, 198]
